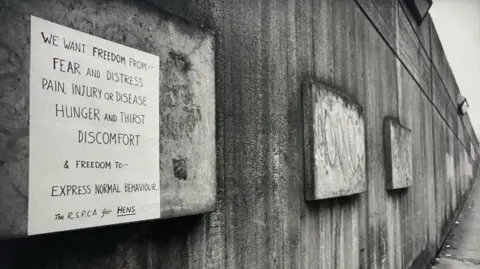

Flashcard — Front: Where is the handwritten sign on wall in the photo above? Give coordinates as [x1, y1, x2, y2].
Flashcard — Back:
[28, 16, 160, 235]
[384, 119, 412, 190]
[303, 80, 366, 200]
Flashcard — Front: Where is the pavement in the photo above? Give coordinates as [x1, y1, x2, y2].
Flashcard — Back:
[432, 180, 480, 269]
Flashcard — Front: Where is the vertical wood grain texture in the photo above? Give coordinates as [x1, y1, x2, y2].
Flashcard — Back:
[331, 2, 364, 268]
[430, 22, 448, 82]
[430, 21, 460, 110]
[362, 6, 399, 266]
[403, 76, 421, 268]
[312, 0, 334, 84]
[297, 2, 316, 269]
[423, 91, 437, 256]
[432, 67, 447, 123]
[225, 0, 290, 268]
[0, 0, 479, 269]
[355, 0, 432, 101]
[397, 1, 431, 59]
[222, 0, 306, 268]
[353, 0, 397, 51]
[433, 109, 446, 246]
[396, 62, 414, 269]
[396, 4, 432, 100]
[302, 1, 363, 268]
[355, 8, 370, 269]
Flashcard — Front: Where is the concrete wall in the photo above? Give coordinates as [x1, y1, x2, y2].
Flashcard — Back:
[0, 0, 478, 268]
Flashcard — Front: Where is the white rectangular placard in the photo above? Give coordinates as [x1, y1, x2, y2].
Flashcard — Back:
[28, 16, 160, 235]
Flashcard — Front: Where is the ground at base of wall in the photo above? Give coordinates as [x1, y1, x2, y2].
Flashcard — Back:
[432, 258, 479, 269]
[428, 181, 480, 269]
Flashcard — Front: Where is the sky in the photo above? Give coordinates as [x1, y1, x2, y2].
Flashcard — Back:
[430, 0, 480, 138]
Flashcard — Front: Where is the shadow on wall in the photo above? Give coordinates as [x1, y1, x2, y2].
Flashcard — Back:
[0, 215, 203, 268]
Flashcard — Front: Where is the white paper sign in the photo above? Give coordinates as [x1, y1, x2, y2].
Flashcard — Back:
[28, 16, 160, 235]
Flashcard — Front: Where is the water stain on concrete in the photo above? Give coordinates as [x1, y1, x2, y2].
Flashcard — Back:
[160, 50, 202, 140]
[173, 157, 187, 180]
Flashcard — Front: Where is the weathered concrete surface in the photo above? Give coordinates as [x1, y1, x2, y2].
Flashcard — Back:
[432, 181, 480, 269]
[384, 118, 412, 190]
[0, 0, 215, 238]
[0, 0, 478, 268]
[303, 79, 366, 200]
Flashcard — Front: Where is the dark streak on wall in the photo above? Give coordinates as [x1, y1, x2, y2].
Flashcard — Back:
[0, 0, 478, 268]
